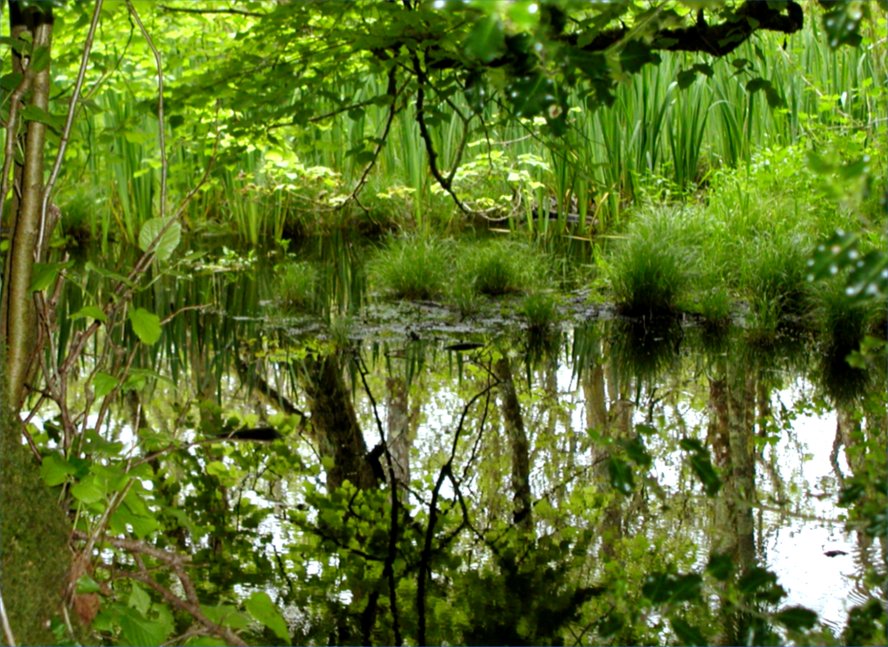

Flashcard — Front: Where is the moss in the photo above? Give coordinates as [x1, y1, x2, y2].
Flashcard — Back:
[1, 386, 71, 644]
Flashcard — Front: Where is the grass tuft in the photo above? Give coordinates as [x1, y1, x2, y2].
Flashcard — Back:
[607, 213, 693, 318]
[368, 236, 451, 300]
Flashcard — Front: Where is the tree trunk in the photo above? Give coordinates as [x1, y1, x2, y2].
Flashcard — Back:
[1, 2, 54, 412]
[494, 356, 533, 533]
[300, 353, 377, 490]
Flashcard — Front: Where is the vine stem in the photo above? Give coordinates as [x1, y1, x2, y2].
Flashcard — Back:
[36, 0, 104, 257]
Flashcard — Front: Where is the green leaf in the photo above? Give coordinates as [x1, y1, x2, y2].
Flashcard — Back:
[128, 583, 152, 615]
[75, 575, 103, 594]
[623, 436, 652, 469]
[201, 604, 251, 631]
[464, 15, 506, 63]
[21, 104, 61, 131]
[30, 261, 70, 291]
[93, 372, 119, 399]
[138, 217, 181, 261]
[706, 552, 734, 581]
[84, 260, 135, 287]
[620, 40, 660, 74]
[118, 605, 171, 647]
[70, 305, 107, 322]
[71, 474, 107, 504]
[245, 591, 289, 641]
[775, 605, 819, 631]
[688, 452, 721, 496]
[608, 456, 634, 495]
[671, 617, 707, 645]
[30, 45, 51, 72]
[128, 307, 162, 345]
[40, 453, 77, 486]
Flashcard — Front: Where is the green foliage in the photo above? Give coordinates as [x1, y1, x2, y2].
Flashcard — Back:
[607, 211, 693, 317]
[275, 260, 319, 312]
[368, 235, 452, 300]
[455, 238, 548, 297]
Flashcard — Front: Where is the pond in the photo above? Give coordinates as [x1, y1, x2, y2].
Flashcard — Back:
[43, 234, 886, 645]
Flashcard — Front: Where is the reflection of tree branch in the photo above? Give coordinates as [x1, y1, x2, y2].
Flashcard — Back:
[417, 375, 496, 645]
[354, 350, 403, 645]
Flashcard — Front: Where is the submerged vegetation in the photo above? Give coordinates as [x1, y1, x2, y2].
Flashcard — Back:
[0, 1, 886, 646]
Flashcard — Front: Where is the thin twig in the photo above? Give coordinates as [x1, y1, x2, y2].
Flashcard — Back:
[0, 582, 16, 647]
[37, 0, 104, 256]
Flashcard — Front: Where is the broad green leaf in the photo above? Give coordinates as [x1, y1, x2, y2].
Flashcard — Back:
[93, 372, 119, 399]
[245, 591, 289, 641]
[118, 605, 171, 647]
[30, 45, 51, 72]
[21, 105, 61, 131]
[464, 15, 505, 63]
[671, 617, 707, 645]
[71, 474, 107, 504]
[706, 552, 734, 581]
[201, 604, 251, 630]
[40, 453, 77, 486]
[138, 217, 181, 261]
[128, 583, 151, 615]
[30, 261, 70, 291]
[75, 575, 102, 594]
[70, 305, 107, 322]
[775, 605, 819, 631]
[128, 307, 162, 345]
[608, 456, 634, 495]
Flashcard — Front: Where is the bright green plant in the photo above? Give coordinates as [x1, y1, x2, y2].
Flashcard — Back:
[275, 261, 319, 312]
[368, 236, 452, 300]
[455, 238, 548, 297]
[607, 212, 693, 318]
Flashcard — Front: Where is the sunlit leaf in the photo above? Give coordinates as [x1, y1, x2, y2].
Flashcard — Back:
[70, 305, 107, 322]
[30, 261, 70, 292]
[128, 307, 162, 345]
[464, 15, 505, 63]
[92, 372, 119, 399]
[138, 217, 181, 261]
[245, 591, 289, 641]
[40, 453, 77, 487]
[128, 583, 151, 616]
[71, 475, 107, 504]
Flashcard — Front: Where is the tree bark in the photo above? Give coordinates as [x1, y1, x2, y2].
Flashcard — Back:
[1, 2, 54, 411]
[494, 356, 533, 533]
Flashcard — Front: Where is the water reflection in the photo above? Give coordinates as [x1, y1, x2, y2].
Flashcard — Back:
[51, 237, 885, 644]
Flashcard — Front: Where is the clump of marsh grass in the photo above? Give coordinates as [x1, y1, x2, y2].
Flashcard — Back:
[814, 280, 877, 403]
[455, 238, 548, 297]
[368, 235, 452, 300]
[740, 235, 813, 337]
[607, 212, 694, 318]
[276, 261, 319, 311]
